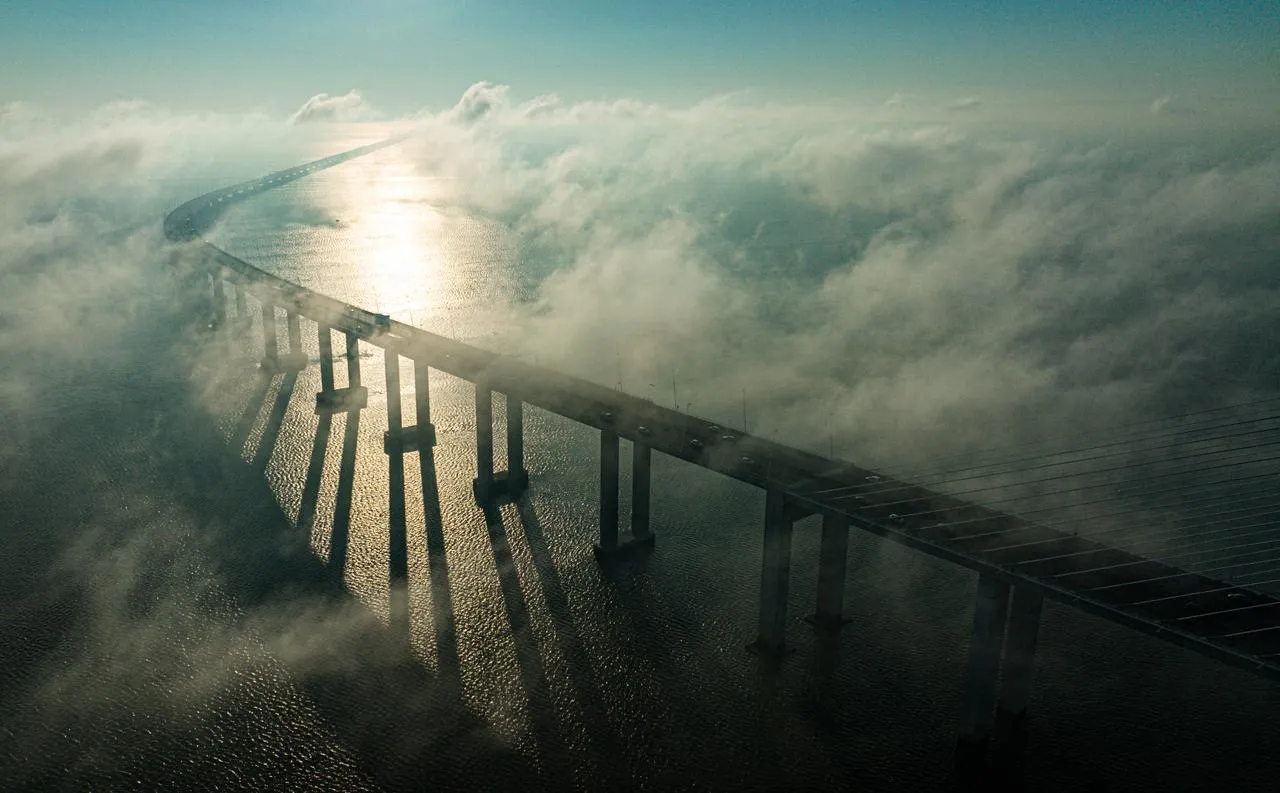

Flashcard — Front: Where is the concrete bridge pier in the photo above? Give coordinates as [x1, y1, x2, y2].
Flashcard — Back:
[472, 384, 496, 504]
[259, 303, 278, 368]
[956, 575, 1011, 762]
[631, 442, 653, 543]
[414, 360, 438, 454]
[470, 384, 527, 505]
[315, 329, 367, 414]
[997, 586, 1044, 727]
[500, 396, 530, 494]
[595, 430, 621, 555]
[258, 305, 306, 373]
[281, 312, 308, 371]
[593, 432, 655, 561]
[749, 488, 794, 657]
[346, 331, 361, 388]
[384, 352, 402, 436]
[287, 312, 303, 354]
[233, 282, 248, 329]
[506, 397, 524, 478]
[211, 277, 226, 328]
[318, 325, 335, 392]
[382, 356, 437, 455]
[384, 350, 410, 637]
[806, 509, 851, 631]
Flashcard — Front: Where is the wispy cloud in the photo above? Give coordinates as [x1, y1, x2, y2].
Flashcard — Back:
[947, 96, 982, 112]
[444, 81, 511, 125]
[1150, 93, 1202, 116]
[289, 90, 374, 124]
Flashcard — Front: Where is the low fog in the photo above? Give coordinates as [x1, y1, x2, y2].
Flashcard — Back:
[3, 86, 1279, 790]
[388, 84, 1280, 469]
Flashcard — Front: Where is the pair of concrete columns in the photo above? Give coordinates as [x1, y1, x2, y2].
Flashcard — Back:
[958, 577, 1044, 751]
[595, 430, 655, 558]
[256, 299, 308, 374]
[753, 491, 851, 656]
[472, 384, 529, 505]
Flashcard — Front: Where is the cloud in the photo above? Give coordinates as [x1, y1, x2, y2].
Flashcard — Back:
[0, 100, 41, 127]
[947, 96, 982, 112]
[446, 81, 511, 124]
[0, 100, 508, 788]
[393, 82, 1280, 476]
[289, 89, 374, 124]
[1150, 93, 1202, 116]
[2, 85, 1278, 787]
[519, 92, 563, 119]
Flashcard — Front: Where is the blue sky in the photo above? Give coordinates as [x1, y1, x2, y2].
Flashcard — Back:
[2, 0, 1277, 119]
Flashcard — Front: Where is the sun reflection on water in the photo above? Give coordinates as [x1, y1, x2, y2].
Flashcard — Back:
[305, 142, 520, 341]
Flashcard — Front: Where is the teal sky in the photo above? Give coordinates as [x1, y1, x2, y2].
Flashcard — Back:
[2, 0, 1277, 118]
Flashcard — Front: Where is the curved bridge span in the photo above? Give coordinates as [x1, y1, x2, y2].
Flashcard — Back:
[165, 138, 1280, 761]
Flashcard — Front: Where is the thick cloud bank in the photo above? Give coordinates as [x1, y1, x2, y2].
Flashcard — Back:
[399, 84, 1280, 468]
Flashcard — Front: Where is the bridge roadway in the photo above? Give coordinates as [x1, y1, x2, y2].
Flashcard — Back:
[167, 137, 1280, 750]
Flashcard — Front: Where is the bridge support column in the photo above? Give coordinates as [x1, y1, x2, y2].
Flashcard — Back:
[807, 509, 851, 631]
[234, 282, 248, 329]
[345, 331, 360, 384]
[997, 586, 1043, 727]
[258, 304, 305, 373]
[287, 311, 302, 354]
[497, 396, 530, 496]
[472, 384, 496, 505]
[318, 325, 335, 392]
[315, 329, 368, 414]
[385, 350, 409, 634]
[211, 277, 226, 328]
[957, 575, 1010, 760]
[384, 351, 402, 433]
[594, 434, 655, 562]
[631, 442, 653, 542]
[380, 357, 438, 454]
[413, 360, 438, 453]
[596, 429, 620, 553]
[749, 488, 793, 658]
[278, 311, 308, 371]
[260, 303, 278, 364]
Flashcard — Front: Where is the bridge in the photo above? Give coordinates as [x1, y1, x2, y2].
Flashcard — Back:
[165, 136, 1280, 763]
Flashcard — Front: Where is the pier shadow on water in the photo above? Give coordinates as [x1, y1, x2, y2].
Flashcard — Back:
[222, 335, 1280, 792]
[10, 282, 1280, 792]
[0, 300, 544, 792]
[155, 344, 546, 791]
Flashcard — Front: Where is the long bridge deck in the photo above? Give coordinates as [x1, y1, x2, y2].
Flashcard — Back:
[165, 136, 1280, 756]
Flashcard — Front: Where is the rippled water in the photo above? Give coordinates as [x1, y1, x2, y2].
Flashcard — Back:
[4, 139, 1279, 791]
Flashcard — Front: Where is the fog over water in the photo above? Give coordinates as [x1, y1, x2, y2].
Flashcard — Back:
[2, 88, 1280, 790]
